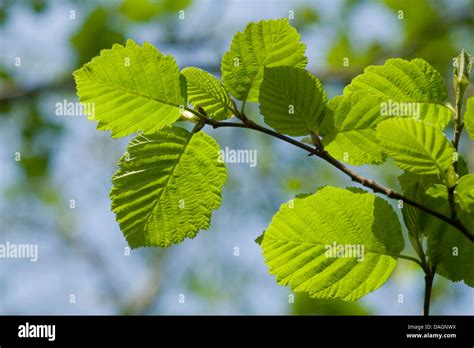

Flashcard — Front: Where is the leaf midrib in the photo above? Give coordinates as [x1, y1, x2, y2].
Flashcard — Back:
[387, 121, 450, 176]
[264, 236, 400, 260]
[141, 132, 195, 238]
[79, 74, 183, 110]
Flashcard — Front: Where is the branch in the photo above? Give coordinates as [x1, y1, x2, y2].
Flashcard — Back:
[423, 264, 437, 316]
[447, 185, 458, 220]
[449, 49, 470, 230]
[205, 118, 474, 243]
[423, 270, 435, 316]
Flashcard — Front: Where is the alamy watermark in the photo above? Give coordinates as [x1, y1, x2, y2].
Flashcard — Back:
[55, 99, 95, 117]
[217, 147, 258, 167]
[324, 242, 365, 262]
[18, 322, 55, 341]
[380, 99, 420, 118]
[0, 241, 38, 262]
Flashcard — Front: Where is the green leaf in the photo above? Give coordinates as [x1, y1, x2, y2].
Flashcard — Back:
[428, 214, 474, 287]
[110, 126, 227, 248]
[74, 39, 186, 138]
[424, 202, 474, 287]
[318, 95, 342, 137]
[457, 155, 470, 177]
[399, 172, 441, 247]
[340, 58, 451, 134]
[182, 67, 233, 120]
[323, 78, 451, 166]
[323, 93, 386, 165]
[344, 58, 447, 103]
[424, 175, 474, 212]
[400, 183, 425, 259]
[376, 118, 455, 176]
[464, 96, 474, 141]
[399, 182, 474, 287]
[455, 174, 474, 212]
[398, 172, 441, 193]
[221, 18, 307, 102]
[398, 156, 468, 193]
[259, 66, 327, 136]
[426, 184, 448, 200]
[261, 186, 404, 301]
[255, 233, 264, 245]
[418, 102, 452, 130]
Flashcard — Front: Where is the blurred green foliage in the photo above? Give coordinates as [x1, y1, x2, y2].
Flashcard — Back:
[292, 293, 372, 315]
[120, 0, 191, 21]
[71, 7, 124, 66]
[325, 0, 474, 84]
